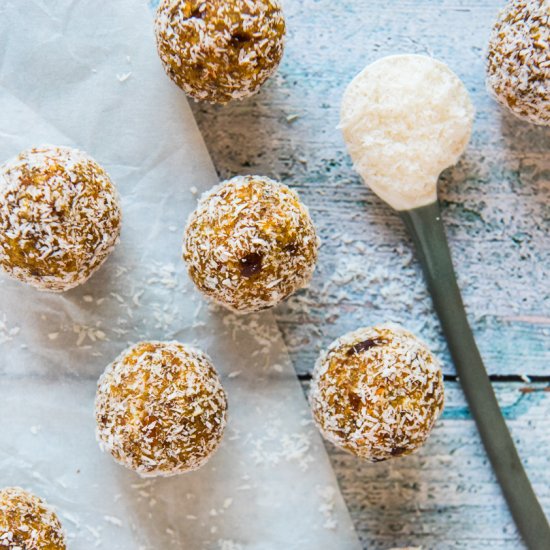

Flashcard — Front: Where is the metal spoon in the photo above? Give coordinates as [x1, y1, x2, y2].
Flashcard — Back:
[340, 53, 549, 550]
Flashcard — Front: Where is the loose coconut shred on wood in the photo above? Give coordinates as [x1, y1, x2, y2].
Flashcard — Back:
[95, 341, 227, 477]
[0, 487, 66, 549]
[154, 0, 286, 103]
[183, 175, 319, 314]
[310, 325, 444, 462]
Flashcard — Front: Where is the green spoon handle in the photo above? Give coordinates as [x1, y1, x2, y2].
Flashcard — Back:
[400, 201, 550, 550]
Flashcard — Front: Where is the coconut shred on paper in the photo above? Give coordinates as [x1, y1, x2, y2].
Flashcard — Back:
[0, 1, 360, 549]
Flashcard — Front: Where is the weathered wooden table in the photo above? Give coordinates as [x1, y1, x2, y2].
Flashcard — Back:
[189, 1, 549, 547]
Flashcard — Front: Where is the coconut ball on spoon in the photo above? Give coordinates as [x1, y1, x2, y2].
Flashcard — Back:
[340, 54, 474, 211]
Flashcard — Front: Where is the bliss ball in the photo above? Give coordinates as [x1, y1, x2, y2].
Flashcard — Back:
[0, 146, 122, 292]
[487, 0, 550, 126]
[154, 0, 286, 103]
[0, 487, 66, 549]
[95, 341, 228, 477]
[183, 176, 319, 314]
[310, 325, 444, 462]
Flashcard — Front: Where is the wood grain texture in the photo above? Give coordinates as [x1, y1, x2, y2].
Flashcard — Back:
[157, 0, 550, 547]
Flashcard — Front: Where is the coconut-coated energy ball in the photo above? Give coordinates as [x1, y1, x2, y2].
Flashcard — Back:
[0, 146, 121, 292]
[0, 487, 66, 549]
[310, 325, 444, 462]
[95, 341, 227, 477]
[183, 176, 319, 314]
[154, 0, 285, 103]
[487, 0, 550, 126]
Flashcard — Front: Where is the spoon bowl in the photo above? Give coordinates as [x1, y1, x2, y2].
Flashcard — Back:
[340, 54, 474, 210]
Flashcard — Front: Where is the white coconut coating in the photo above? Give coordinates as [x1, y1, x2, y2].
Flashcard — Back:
[310, 325, 444, 462]
[0, 487, 66, 549]
[341, 55, 474, 211]
[183, 176, 319, 314]
[487, 0, 550, 126]
[155, 0, 286, 103]
[0, 146, 121, 292]
[95, 341, 227, 477]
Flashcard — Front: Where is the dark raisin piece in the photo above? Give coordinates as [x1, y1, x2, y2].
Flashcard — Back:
[283, 242, 298, 254]
[240, 253, 262, 277]
[230, 32, 252, 46]
[348, 391, 362, 411]
[188, 4, 204, 19]
[390, 447, 406, 457]
[347, 338, 384, 356]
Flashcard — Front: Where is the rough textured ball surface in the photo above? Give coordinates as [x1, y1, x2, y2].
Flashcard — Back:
[95, 341, 227, 477]
[0, 487, 66, 549]
[0, 146, 121, 292]
[310, 325, 444, 462]
[154, 0, 285, 103]
[183, 176, 318, 314]
[487, 0, 550, 126]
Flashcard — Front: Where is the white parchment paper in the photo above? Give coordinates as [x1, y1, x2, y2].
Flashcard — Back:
[0, 0, 361, 548]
